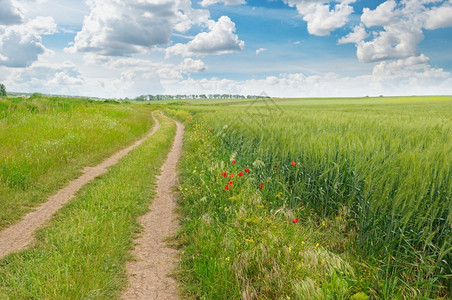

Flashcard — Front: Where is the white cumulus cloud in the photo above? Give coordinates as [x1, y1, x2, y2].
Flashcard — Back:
[199, 0, 246, 6]
[180, 58, 208, 73]
[338, 25, 367, 44]
[361, 0, 398, 27]
[162, 61, 452, 97]
[423, 3, 452, 30]
[0, 0, 23, 25]
[356, 22, 424, 62]
[371, 54, 447, 80]
[284, 0, 356, 36]
[256, 48, 267, 55]
[3, 61, 83, 94]
[110, 56, 207, 82]
[0, 16, 57, 67]
[101, 57, 208, 97]
[166, 16, 244, 57]
[67, 0, 210, 56]
[371, 54, 451, 93]
[339, 0, 452, 63]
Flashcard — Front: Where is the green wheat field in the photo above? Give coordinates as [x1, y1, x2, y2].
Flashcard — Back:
[0, 95, 451, 299]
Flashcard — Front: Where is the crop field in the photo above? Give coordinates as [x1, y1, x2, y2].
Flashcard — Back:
[146, 95, 452, 106]
[167, 97, 452, 299]
[0, 95, 450, 299]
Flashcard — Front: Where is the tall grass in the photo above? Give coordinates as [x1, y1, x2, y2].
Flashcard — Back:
[0, 97, 154, 230]
[0, 112, 177, 298]
[171, 99, 451, 298]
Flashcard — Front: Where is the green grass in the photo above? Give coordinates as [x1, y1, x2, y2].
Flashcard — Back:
[0, 97, 155, 230]
[1, 95, 450, 299]
[167, 98, 452, 299]
[0, 112, 176, 299]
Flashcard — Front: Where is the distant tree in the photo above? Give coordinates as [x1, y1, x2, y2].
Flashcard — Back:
[135, 95, 148, 101]
[0, 83, 6, 97]
[132, 93, 270, 101]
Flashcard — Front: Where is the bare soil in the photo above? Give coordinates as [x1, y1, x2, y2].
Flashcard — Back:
[122, 117, 184, 300]
[0, 113, 161, 259]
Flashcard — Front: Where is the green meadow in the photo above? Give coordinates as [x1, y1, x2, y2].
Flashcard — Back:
[0, 97, 154, 230]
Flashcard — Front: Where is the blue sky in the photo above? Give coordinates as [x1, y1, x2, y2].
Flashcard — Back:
[1, 0, 452, 98]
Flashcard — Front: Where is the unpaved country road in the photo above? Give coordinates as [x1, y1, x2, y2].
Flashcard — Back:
[122, 116, 184, 300]
[0, 112, 161, 260]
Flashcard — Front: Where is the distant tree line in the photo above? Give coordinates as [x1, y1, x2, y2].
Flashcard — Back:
[0, 83, 6, 97]
[134, 94, 270, 101]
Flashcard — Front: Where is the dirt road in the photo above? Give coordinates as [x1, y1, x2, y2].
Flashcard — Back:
[122, 116, 184, 300]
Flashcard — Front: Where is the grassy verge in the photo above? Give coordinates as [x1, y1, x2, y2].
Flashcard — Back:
[0, 112, 176, 299]
[0, 97, 155, 230]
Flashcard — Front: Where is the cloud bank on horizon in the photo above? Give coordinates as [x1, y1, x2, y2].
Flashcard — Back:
[0, 0, 451, 98]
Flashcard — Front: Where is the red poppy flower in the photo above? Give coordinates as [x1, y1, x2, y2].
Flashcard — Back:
[231, 160, 237, 165]
[244, 168, 250, 173]
[238, 172, 244, 177]
[229, 174, 234, 178]
[210, 129, 213, 133]
[292, 218, 299, 223]
[274, 165, 278, 168]
[225, 185, 230, 190]
[222, 172, 228, 177]
[291, 161, 296, 166]
[229, 181, 234, 185]
[259, 184, 264, 189]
